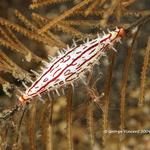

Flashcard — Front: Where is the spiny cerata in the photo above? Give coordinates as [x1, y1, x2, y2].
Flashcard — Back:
[18, 27, 125, 105]
[1, 13, 150, 119]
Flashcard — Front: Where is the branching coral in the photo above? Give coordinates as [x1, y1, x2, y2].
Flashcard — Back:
[0, 0, 150, 150]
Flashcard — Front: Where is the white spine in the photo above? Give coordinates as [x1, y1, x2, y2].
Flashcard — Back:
[22, 82, 28, 90]
[30, 69, 39, 77]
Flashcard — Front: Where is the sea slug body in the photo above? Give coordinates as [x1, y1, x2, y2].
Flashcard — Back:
[18, 27, 125, 105]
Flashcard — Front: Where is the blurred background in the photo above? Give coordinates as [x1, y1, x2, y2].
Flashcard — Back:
[0, 0, 150, 150]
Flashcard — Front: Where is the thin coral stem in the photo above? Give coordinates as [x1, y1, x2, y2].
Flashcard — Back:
[28, 102, 36, 150]
[30, 0, 69, 9]
[46, 95, 53, 150]
[102, 53, 116, 145]
[139, 38, 150, 106]
[37, 0, 92, 34]
[87, 102, 94, 148]
[0, 17, 54, 46]
[66, 86, 73, 150]
[120, 27, 141, 130]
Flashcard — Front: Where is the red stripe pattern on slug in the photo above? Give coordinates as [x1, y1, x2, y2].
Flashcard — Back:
[19, 27, 125, 105]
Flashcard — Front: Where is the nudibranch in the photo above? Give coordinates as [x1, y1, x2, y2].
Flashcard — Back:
[18, 27, 126, 105]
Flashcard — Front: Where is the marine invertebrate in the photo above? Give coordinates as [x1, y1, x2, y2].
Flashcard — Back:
[0, 27, 126, 119]
[1, 13, 150, 119]
[0, 1, 150, 149]
[19, 27, 124, 104]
